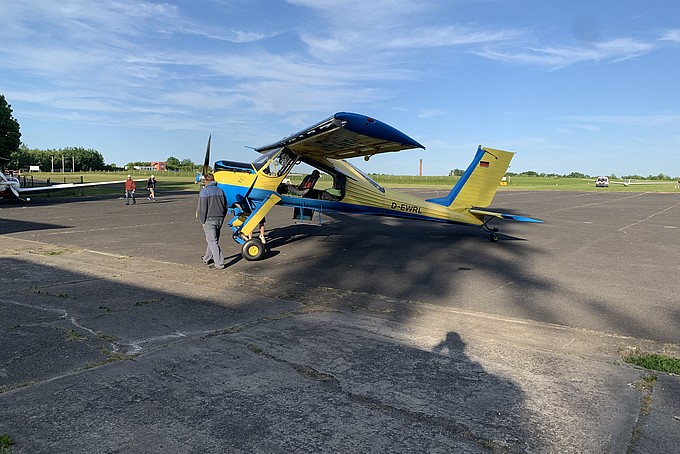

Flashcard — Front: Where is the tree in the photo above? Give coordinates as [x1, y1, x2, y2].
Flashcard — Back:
[61, 147, 105, 171]
[8, 145, 106, 171]
[180, 158, 196, 171]
[0, 94, 21, 162]
[166, 156, 181, 170]
[566, 171, 588, 179]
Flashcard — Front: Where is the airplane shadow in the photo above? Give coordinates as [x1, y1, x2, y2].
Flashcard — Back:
[0, 256, 534, 452]
[0, 218, 69, 234]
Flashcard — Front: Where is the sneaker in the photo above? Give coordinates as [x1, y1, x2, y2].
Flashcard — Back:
[201, 256, 214, 265]
[259, 234, 266, 244]
[148, 197, 151, 201]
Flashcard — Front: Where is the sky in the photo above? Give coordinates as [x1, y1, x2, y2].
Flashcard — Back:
[1, 0, 680, 177]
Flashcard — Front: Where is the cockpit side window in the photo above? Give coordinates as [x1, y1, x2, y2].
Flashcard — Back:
[345, 160, 385, 193]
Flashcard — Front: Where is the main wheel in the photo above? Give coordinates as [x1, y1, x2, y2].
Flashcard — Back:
[242, 238, 265, 261]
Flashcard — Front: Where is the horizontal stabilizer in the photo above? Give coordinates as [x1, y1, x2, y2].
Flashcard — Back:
[469, 209, 543, 223]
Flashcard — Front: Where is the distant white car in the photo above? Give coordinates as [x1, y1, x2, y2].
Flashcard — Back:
[595, 176, 609, 187]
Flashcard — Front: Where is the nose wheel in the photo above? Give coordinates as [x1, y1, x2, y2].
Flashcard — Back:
[242, 238, 265, 261]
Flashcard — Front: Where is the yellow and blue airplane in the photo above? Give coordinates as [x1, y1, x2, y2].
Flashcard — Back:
[207, 112, 542, 261]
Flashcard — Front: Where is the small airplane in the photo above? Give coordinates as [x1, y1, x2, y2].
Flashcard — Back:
[206, 112, 542, 261]
[1, 171, 144, 202]
[593, 176, 675, 188]
[612, 179, 675, 187]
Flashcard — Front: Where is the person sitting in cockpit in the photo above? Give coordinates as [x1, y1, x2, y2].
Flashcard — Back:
[320, 187, 342, 201]
[286, 169, 320, 196]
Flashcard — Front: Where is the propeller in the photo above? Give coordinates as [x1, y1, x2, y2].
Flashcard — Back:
[9, 186, 28, 202]
[202, 135, 211, 183]
[196, 135, 211, 218]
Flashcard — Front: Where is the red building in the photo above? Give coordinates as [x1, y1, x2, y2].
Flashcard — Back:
[150, 162, 167, 171]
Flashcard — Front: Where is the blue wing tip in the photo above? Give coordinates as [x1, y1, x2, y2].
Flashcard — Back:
[502, 214, 543, 223]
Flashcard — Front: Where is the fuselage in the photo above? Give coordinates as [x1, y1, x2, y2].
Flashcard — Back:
[213, 147, 483, 228]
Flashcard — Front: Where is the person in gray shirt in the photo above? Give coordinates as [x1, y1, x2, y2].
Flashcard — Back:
[198, 173, 228, 269]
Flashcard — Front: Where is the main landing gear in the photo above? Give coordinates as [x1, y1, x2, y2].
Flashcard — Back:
[241, 237, 265, 261]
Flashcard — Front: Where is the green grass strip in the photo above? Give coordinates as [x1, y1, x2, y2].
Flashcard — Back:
[625, 352, 680, 375]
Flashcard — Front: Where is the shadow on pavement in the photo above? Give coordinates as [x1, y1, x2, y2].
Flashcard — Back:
[0, 256, 532, 452]
[0, 218, 70, 234]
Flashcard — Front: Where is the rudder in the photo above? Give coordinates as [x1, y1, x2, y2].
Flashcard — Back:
[427, 146, 513, 209]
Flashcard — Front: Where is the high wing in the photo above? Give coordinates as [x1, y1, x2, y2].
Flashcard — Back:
[1, 172, 146, 202]
[16, 179, 144, 194]
[610, 179, 674, 186]
[255, 112, 425, 160]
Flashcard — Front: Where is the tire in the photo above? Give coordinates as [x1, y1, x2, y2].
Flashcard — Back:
[242, 238, 265, 261]
[489, 233, 499, 242]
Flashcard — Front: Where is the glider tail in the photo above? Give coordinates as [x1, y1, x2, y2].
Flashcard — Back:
[427, 146, 513, 209]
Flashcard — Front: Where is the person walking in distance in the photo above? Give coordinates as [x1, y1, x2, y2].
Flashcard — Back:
[124, 175, 136, 205]
[147, 175, 157, 201]
[198, 173, 228, 269]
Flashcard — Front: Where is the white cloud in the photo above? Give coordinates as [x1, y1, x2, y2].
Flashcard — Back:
[385, 26, 521, 49]
[568, 114, 680, 128]
[660, 30, 680, 42]
[418, 109, 447, 119]
[476, 37, 655, 69]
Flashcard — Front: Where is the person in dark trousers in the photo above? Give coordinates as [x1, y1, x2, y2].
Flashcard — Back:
[248, 217, 266, 244]
[124, 175, 136, 205]
[147, 175, 156, 201]
[198, 173, 228, 269]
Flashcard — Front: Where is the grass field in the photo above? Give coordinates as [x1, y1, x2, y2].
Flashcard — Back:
[14, 171, 680, 198]
[371, 174, 679, 192]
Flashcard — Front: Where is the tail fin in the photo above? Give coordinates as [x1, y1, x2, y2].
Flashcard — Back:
[427, 146, 513, 209]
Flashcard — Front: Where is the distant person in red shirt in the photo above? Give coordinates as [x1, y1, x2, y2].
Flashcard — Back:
[125, 175, 136, 205]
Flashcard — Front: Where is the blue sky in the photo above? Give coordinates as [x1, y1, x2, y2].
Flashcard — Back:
[2, 0, 680, 177]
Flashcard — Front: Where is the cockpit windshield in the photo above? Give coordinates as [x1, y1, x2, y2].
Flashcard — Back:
[253, 149, 279, 166]
[253, 148, 297, 177]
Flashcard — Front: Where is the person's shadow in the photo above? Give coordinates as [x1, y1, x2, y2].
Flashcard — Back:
[430, 331, 530, 451]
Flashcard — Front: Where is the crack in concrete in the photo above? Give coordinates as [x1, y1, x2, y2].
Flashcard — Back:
[235, 336, 509, 452]
[626, 375, 657, 454]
